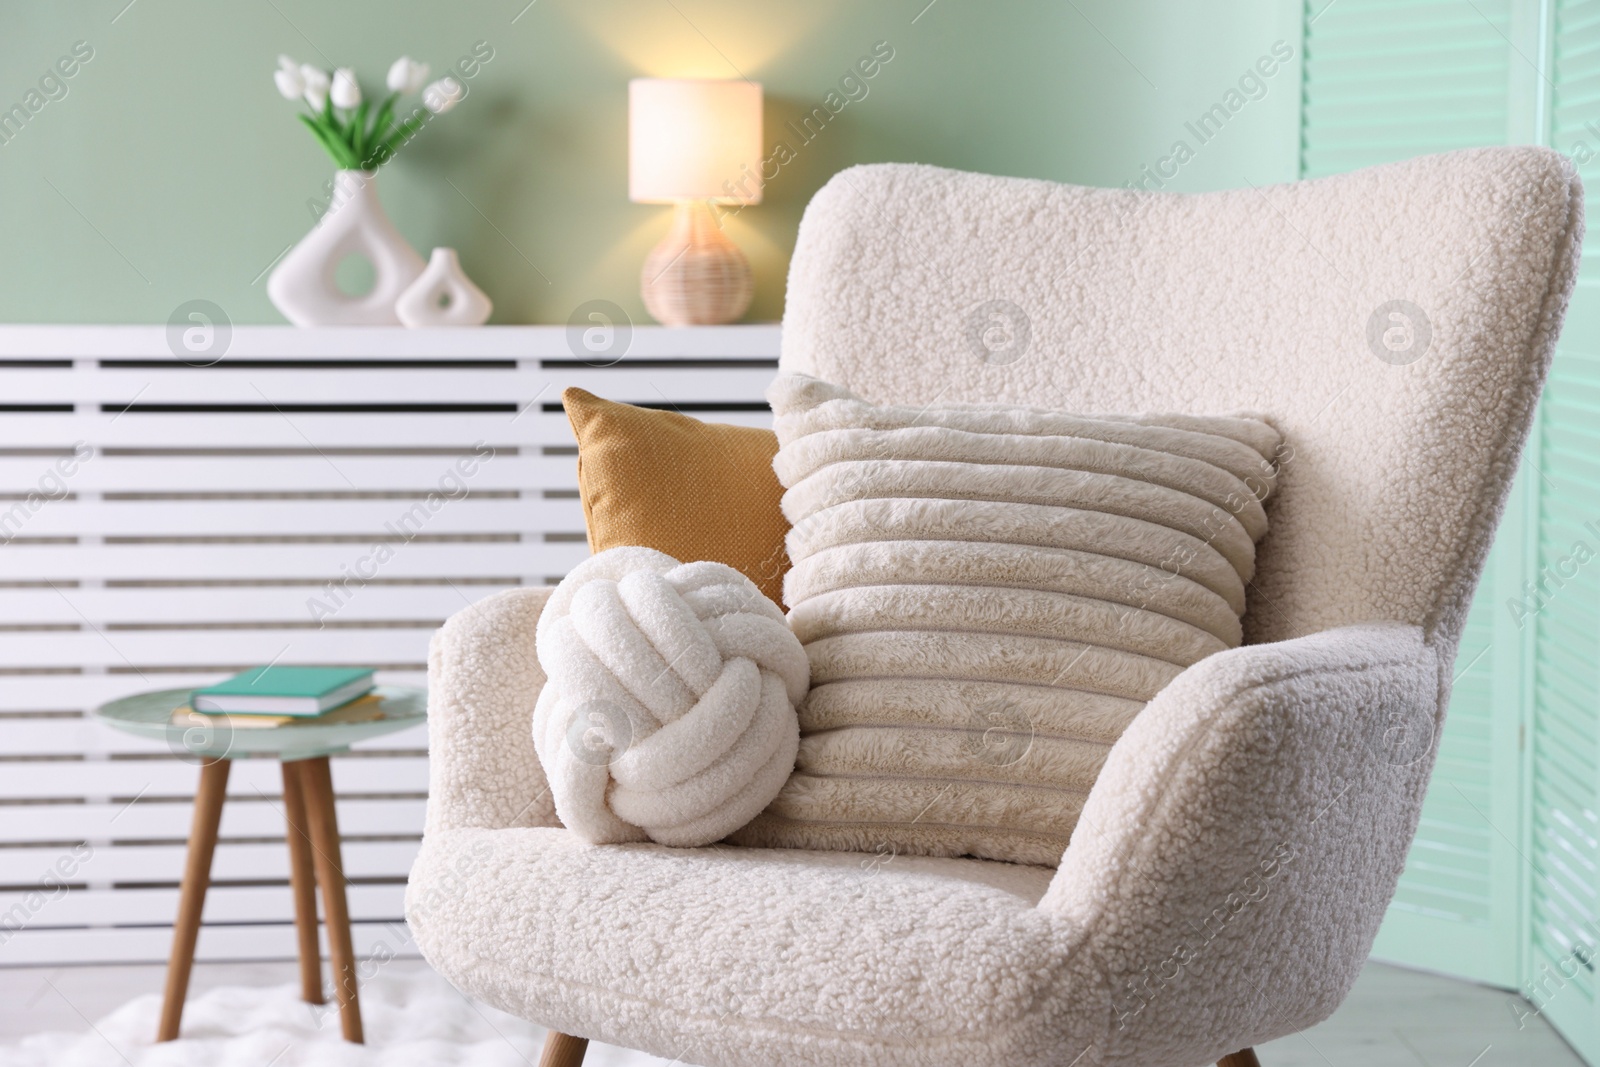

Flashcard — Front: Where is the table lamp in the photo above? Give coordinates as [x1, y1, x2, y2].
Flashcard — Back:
[629, 78, 763, 325]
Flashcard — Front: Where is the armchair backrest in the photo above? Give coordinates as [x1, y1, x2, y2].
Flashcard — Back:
[779, 148, 1583, 656]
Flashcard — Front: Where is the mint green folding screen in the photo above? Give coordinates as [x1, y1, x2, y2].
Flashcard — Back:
[1530, 1, 1600, 1055]
[1300, 0, 1600, 1060]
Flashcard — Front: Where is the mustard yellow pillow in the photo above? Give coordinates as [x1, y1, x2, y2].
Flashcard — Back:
[562, 388, 789, 606]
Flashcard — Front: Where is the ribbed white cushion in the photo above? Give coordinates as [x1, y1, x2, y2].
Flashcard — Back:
[730, 374, 1282, 865]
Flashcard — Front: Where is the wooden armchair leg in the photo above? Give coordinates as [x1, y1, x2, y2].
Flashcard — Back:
[538, 1030, 589, 1067]
[1218, 1049, 1260, 1067]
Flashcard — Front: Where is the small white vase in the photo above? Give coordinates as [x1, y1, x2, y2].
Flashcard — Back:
[395, 247, 493, 327]
[268, 170, 425, 326]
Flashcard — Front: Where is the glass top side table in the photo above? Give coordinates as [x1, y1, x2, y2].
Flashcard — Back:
[94, 685, 427, 1045]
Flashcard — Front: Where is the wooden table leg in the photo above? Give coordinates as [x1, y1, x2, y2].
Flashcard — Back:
[281, 760, 324, 1005]
[157, 757, 231, 1042]
[300, 755, 363, 1043]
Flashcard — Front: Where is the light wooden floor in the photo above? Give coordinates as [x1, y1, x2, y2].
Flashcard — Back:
[0, 958, 1584, 1065]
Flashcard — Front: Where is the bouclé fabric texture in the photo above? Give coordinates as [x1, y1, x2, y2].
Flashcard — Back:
[532, 547, 807, 847]
[728, 373, 1280, 866]
[411, 148, 1582, 1066]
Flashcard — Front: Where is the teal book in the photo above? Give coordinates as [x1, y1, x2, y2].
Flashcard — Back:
[193, 666, 375, 716]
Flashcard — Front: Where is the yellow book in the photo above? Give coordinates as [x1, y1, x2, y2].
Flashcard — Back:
[170, 693, 387, 730]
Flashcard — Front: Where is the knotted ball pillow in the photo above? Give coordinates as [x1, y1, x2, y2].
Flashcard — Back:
[533, 546, 808, 847]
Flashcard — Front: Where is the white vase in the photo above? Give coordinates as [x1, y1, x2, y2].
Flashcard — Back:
[268, 170, 424, 326]
[395, 247, 493, 327]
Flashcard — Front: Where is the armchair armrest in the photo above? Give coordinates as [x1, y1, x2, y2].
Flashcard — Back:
[1041, 622, 1443, 1066]
[425, 586, 559, 834]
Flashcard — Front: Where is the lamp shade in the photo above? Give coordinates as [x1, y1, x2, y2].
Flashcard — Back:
[629, 78, 763, 205]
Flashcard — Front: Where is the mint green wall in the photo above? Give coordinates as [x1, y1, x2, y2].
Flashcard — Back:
[0, 0, 1299, 326]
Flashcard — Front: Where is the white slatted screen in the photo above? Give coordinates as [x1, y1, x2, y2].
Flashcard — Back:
[0, 324, 779, 965]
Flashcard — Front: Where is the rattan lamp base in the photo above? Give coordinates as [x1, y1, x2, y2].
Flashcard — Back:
[640, 200, 754, 326]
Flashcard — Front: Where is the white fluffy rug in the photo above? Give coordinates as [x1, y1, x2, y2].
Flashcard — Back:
[0, 970, 678, 1067]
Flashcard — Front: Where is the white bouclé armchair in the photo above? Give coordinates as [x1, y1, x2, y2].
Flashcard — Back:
[407, 147, 1583, 1067]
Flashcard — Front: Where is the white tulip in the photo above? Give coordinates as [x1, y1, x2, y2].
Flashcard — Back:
[387, 56, 430, 95]
[274, 65, 304, 101]
[422, 77, 465, 114]
[301, 65, 331, 111]
[331, 68, 361, 109]
[278, 54, 298, 74]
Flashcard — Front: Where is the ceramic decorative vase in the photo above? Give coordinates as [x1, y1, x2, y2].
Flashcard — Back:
[395, 247, 493, 327]
[268, 170, 425, 326]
